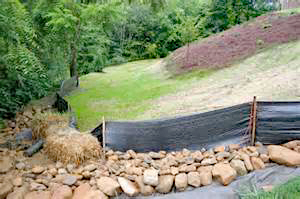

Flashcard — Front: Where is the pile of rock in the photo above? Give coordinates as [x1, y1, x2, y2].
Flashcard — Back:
[1, 140, 300, 198]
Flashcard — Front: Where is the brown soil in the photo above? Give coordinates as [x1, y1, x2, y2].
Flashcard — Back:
[167, 13, 300, 74]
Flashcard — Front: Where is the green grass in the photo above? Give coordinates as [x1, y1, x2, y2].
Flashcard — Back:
[67, 59, 213, 131]
[241, 177, 300, 199]
[0, 119, 4, 130]
[278, 7, 300, 16]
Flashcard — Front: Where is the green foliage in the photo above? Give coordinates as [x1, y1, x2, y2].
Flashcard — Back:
[0, 0, 276, 118]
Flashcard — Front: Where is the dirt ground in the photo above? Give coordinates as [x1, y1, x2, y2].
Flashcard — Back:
[140, 41, 300, 120]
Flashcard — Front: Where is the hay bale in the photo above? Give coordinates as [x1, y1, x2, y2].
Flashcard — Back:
[44, 130, 102, 164]
[31, 113, 69, 139]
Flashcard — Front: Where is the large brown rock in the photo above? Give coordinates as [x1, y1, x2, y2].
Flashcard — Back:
[97, 177, 121, 196]
[251, 157, 265, 170]
[0, 182, 13, 199]
[230, 159, 247, 176]
[32, 166, 45, 174]
[187, 172, 201, 187]
[175, 173, 188, 191]
[241, 154, 253, 171]
[268, 145, 300, 166]
[7, 186, 28, 199]
[25, 191, 51, 199]
[51, 185, 72, 199]
[200, 171, 212, 186]
[84, 190, 108, 199]
[135, 176, 155, 196]
[72, 183, 91, 199]
[143, 169, 159, 186]
[212, 163, 237, 186]
[156, 175, 174, 193]
[117, 177, 139, 197]
[0, 156, 13, 174]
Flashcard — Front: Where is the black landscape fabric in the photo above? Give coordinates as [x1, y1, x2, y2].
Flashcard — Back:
[256, 101, 300, 145]
[91, 101, 300, 152]
[93, 103, 251, 152]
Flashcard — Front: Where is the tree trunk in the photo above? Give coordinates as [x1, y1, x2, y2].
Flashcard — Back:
[69, 18, 81, 87]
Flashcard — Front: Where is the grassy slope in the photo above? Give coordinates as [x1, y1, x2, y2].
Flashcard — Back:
[67, 59, 212, 131]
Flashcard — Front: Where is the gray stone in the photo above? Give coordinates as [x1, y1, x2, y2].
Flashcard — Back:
[63, 175, 77, 186]
[118, 177, 139, 196]
[84, 164, 97, 172]
[16, 162, 26, 170]
[230, 159, 247, 176]
[143, 169, 159, 186]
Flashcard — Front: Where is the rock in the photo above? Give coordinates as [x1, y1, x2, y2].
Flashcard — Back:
[72, 184, 92, 199]
[260, 154, 269, 163]
[66, 164, 74, 173]
[175, 173, 188, 191]
[156, 175, 174, 193]
[12, 177, 23, 187]
[197, 165, 213, 173]
[49, 168, 58, 176]
[212, 163, 237, 186]
[6, 186, 28, 199]
[184, 156, 194, 165]
[241, 154, 253, 171]
[214, 146, 225, 153]
[97, 177, 121, 196]
[268, 145, 300, 166]
[283, 140, 300, 149]
[182, 148, 191, 157]
[56, 162, 63, 169]
[126, 167, 143, 176]
[25, 191, 51, 199]
[230, 159, 247, 176]
[135, 176, 155, 196]
[215, 152, 231, 161]
[247, 146, 257, 153]
[228, 144, 240, 152]
[0, 156, 13, 173]
[200, 171, 212, 186]
[30, 182, 47, 191]
[117, 177, 139, 196]
[143, 169, 159, 186]
[84, 164, 97, 172]
[84, 190, 108, 199]
[203, 150, 214, 158]
[58, 168, 67, 175]
[170, 167, 179, 175]
[108, 155, 118, 162]
[187, 172, 201, 187]
[149, 152, 162, 159]
[63, 175, 77, 186]
[82, 171, 91, 179]
[32, 166, 45, 174]
[179, 164, 196, 172]
[201, 157, 217, 166]
[251, 157, 265, 170]
[16, 162, 26, 170]
[0, 182, 13, 199]
[51, 185, 72, 199]
[127, 150, 137, 159]
[191, 151, 204, 162]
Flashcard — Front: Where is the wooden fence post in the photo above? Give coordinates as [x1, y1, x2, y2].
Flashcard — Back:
[251, 96, 257, 146]
[102, 116, 106, 160]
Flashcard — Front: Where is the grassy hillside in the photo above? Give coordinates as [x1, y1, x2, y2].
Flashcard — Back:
[68, 39, 300, 131]
[67, 60, 213, 131]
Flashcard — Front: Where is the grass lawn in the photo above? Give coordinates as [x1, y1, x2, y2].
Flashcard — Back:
[241, 177, 300, 199]
[67, 59, 213, 131]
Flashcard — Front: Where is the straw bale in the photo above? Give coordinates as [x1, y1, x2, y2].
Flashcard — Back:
[44, 130, 102, 164]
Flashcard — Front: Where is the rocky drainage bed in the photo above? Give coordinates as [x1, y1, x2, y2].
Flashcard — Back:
[1, 140, 300, 199]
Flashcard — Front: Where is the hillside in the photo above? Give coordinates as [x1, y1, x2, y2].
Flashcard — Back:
[68, 39, 300, 131]
[165, 11, 300, 74]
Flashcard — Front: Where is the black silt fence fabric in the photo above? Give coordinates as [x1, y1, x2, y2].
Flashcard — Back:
[100, 103, 251, 152]
[256, 102, 300, 144]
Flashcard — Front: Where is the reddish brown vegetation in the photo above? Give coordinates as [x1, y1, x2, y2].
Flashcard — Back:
[168, 13, 300, 73]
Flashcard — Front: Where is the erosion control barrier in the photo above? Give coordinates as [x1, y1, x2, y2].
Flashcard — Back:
[91, 99, 300, 152]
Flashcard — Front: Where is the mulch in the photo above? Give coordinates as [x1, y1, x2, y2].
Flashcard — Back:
[168, 13, 300, 73]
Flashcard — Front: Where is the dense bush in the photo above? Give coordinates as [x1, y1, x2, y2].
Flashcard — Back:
[0, 0, 277, 118]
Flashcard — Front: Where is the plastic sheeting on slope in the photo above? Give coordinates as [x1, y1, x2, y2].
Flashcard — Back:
[120, 164, 300, 199]
[92, 103, 251, 152]
[256, 101, 300, 145]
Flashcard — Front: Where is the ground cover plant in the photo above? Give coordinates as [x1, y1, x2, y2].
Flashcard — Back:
[241, 177, 300, 199]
